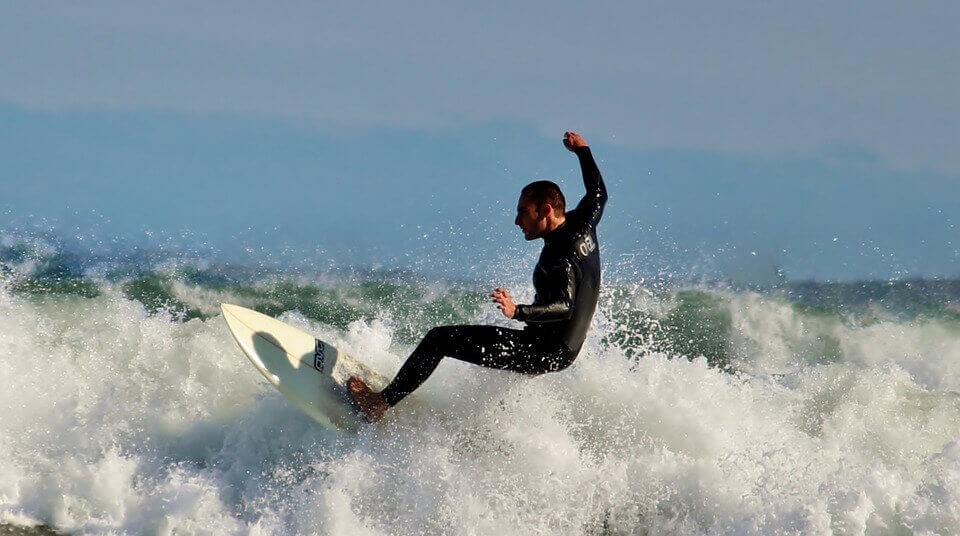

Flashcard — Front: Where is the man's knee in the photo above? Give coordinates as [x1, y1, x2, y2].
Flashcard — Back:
[548, 350, 578, 373]
[424, 326, 453, 343]
[420, 325, 461, 355]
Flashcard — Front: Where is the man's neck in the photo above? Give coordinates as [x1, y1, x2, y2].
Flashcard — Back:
[541, 213, 567, 239]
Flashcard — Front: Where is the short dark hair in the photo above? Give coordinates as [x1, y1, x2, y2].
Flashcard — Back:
[520, 180, 566, 215]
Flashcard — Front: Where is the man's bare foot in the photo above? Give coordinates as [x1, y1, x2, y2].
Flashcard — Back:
[347, 376, 389, 423]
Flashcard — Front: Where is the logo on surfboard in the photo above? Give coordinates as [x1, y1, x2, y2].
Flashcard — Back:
[314, 340, 326, 372]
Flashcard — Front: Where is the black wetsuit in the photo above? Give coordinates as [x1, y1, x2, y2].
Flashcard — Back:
[380, 147, 607, 406]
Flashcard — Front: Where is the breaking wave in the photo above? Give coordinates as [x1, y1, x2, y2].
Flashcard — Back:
[3, 235, 960, 534]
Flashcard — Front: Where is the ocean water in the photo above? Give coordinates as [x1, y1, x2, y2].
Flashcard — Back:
[3, 235, 960, 535]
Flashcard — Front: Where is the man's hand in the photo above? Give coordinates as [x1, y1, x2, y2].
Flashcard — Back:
[490, 287, 517, 319]
[563, 131, 588, 152]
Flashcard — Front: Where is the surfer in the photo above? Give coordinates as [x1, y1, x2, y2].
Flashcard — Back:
[349, 131, 607, 422]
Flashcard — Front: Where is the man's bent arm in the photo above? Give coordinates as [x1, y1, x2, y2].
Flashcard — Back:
[514, 261, 577, 323]
[572, 146, 608, 228]
[514, 299, 573, 322]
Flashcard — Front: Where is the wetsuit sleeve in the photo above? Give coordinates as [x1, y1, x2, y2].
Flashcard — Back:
[514, 259, 577, 323]
[572, 146, 608, 228]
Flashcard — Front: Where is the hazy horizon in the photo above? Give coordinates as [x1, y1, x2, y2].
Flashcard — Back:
[2, 2, 958, 282]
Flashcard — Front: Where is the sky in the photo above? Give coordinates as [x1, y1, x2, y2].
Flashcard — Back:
[1, 2, 958, 281]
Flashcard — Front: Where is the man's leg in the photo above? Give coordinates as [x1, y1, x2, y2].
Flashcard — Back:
[379, 325, 568, 406]
[348, 324, 571, 421]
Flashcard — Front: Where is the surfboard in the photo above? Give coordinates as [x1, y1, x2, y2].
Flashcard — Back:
[220, 303, 389, 433]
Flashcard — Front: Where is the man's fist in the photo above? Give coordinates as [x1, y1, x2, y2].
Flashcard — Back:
[563, 131, 588, 152]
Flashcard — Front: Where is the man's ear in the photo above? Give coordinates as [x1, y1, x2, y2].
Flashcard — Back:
[539, 203, 554, 219]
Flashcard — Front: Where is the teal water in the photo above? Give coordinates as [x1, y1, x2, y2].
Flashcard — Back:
[4, 235, 960, 534]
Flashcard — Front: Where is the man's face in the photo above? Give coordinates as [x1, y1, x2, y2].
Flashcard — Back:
[515, 195, 548, 240]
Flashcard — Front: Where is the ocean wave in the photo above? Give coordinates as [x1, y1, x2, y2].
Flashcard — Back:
[3, 238, 960, 534]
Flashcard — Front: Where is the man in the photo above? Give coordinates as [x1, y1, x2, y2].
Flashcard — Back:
[348, 131, 607, 422]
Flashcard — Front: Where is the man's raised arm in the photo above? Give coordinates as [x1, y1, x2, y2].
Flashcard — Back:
[564, 131, 608, 228]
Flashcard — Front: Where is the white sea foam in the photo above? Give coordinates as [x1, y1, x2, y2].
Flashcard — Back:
[2, 283, 960, 535]
[727, 291, 960, 392]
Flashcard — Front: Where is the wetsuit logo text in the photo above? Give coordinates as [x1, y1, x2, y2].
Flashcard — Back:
[577, 235, 596, 257]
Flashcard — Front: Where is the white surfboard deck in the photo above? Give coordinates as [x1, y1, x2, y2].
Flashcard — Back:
[220, 303, 389, 433]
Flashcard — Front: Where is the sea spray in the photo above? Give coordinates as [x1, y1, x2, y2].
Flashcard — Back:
[3, 243, 960, 533]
